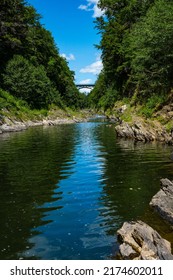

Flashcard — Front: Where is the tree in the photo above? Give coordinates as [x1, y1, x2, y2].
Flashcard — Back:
[124, 0, 173, 99]
[94, 0, 154, 105]
[0, 0, 82, 110]
[25, 26, 58, 67]
[0, 0, 40, 74]
[88, 71, 107, 108]
[3, 55, 59, 109]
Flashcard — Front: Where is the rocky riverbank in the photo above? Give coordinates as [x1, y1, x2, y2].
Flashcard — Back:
[0, 110, 90, 135]
[111, 103, 173, 144]
[0, 118, 78, 134]
[115, 119, 173, 143]
[117, 178, 173, 260]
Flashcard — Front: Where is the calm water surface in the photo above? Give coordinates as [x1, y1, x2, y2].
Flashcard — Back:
[0, 121, 173, 259]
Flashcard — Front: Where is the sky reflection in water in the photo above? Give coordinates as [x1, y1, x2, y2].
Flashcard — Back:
[0, 122, 173, 259]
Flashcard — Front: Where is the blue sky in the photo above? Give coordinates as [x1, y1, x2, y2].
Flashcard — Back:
[27, 0, 103, 90]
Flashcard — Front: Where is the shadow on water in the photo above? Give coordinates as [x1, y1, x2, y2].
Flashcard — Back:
[0, 121, 173, 259]
[0, 125, 77, 259]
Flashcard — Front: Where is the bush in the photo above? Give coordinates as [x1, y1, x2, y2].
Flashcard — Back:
[140, 94, 166, 118]
[125, 0, 173, 98]
[98, 87, 119, 111]
[3, 55, 58, 109]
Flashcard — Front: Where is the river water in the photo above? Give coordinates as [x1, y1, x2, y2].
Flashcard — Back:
[0, 120, 173, 259]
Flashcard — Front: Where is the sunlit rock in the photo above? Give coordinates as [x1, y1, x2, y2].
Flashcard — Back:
[150, 178, 173, 224]
[117, 220, 173, 260]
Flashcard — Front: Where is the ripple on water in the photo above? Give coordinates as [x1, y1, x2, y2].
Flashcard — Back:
[0, 123, 173, 259]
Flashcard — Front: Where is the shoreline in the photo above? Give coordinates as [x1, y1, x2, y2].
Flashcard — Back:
[0, 118, 80, 134]
[107, 103, 173, 145]
[117, 178, 173, 260]
[0, 110, 93, 135]
[114, 118, 173, 144]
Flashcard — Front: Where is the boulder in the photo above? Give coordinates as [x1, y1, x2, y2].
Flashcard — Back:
[117, 220, 173, 260]
[115, 121, 155, 142]
[150, 178, 173, 224]
[115, 120, 172, 143]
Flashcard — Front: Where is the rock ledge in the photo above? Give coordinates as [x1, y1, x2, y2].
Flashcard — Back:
[117, 220, 173, 260]
[150, 178, 173, 224]
[115, 120, 172, 143]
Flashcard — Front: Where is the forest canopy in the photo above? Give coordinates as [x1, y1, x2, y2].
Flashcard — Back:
[89, 0, 173, 112]
[0, 0, 85, 110]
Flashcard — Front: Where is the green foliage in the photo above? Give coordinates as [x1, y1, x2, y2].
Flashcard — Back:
[0, 0, 40, 74]
[26, 27, 58, 67]
[0, 0, 82, 112]
[91, 0, 173, 113]
[96, 0, 154, 93]
[124, 0, 173, 98]
[88, 72, 107, 108]
[139, 95, 167, 118]
[98, 87, 119, 111]
[78, 93, 89, 109]
[0, 88, 50, 120]
[3, 55, 62, 109]
[88, 70, 119, 111]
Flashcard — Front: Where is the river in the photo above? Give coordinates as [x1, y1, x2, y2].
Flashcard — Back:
[0, 119, 172, 259]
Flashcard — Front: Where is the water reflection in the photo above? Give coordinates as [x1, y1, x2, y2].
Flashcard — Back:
[0, 122, 173, 260]
[96, 126, 173, 246]
[0, 125, 76, 259]
[24, 123, 114, 260]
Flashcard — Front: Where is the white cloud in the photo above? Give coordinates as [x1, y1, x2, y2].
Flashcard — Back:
[61, 53, 75, 61]
[79, 88, 92, 94]
[78, 0, 104, 18]
[80, 60, 103, 75]
[78, 5, 89, 11]
[79, 79, 92, 84]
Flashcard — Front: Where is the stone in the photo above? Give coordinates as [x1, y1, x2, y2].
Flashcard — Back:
[150, 178, 173, 224]
[115, 122, 135, 139]
[117, 220, 173, 260]
[115, 119, 172, 143]
[117, 104, 127, 114]
[119, 243, 138, 260]
[0, 123, 27, 132]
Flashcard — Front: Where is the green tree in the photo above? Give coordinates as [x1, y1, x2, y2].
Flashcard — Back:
[0, 0, 40, 74]
[124, 0, 173, 99]
[26, 26, 58, 67]
[88, 71, 107, 108]
[3, 55, 60, 109]
[96, 0, 154, 90]
[0, 0, 82, 110]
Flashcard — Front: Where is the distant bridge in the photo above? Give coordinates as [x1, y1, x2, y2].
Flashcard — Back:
[76, 84, 95, 90]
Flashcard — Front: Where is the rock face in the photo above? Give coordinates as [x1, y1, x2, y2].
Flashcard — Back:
[117, 220, 173, 260]
[0, 117, 80, 134]
[115, 120, 172, 143]
[0, 123, 27, 133]
[150, 178, 173, 224]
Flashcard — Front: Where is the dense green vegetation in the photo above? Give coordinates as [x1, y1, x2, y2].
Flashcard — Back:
[0, 0, 86, 115]
[89, 0, 173, 114]
[1, 0, 172, 120]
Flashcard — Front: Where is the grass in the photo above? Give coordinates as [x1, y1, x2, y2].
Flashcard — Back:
[0, 89, 56, 122]
[0, 89, 92, 124]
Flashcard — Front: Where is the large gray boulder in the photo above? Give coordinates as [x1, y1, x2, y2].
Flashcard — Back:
[150, 178, 173, 224]
[117, 220, 173, 260]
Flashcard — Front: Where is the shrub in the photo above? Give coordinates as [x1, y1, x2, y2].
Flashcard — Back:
[3, 55, 58, 109]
